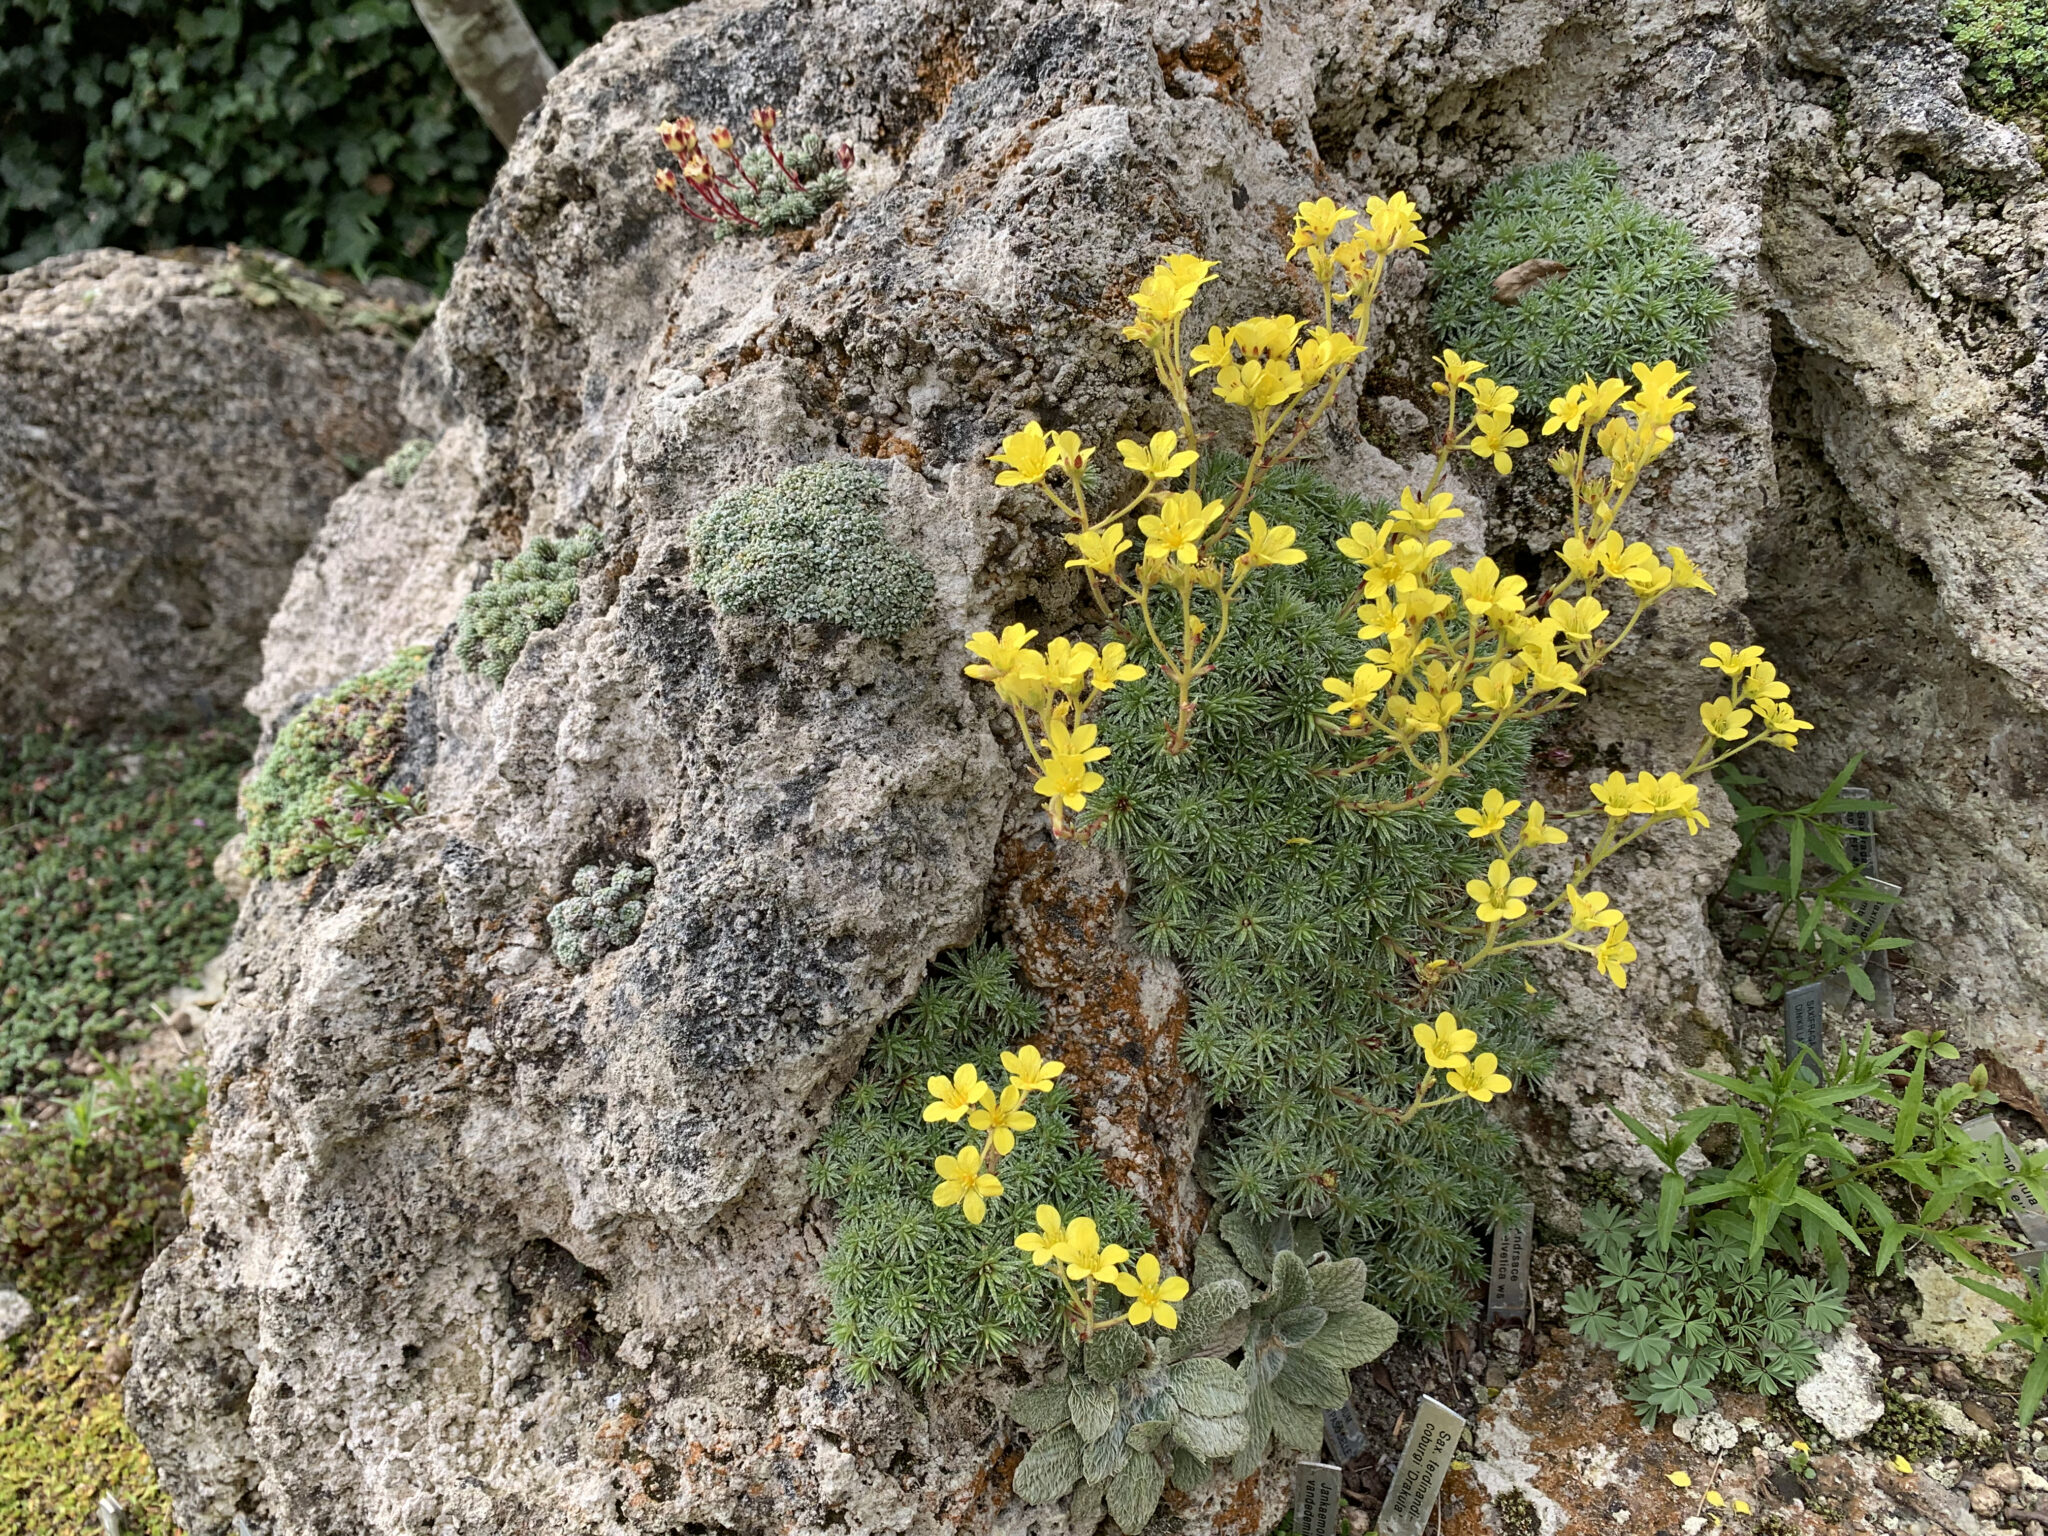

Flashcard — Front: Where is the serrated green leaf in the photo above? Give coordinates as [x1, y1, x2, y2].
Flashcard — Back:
[1171, 1444, 1211, 1493]
[1107, 1445, 1167, 1534]
[1193, 1229, 1251, 1293]
[1168, 1277, 1250, 1361]
[1268, 1387, 1325, 1450]
[1272, 1303, 1328, 1347]
[1262, 1249, 1310, 1316]
[1070, 1378, 1118, 1443]
[1070, 1480, 1106, 1535]
[1014, 1425, 1083, 1504]
[1309, 1302, 1397, 1366]
[1170, 1356, 1250, 1417]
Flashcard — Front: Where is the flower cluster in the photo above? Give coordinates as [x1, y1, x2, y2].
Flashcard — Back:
[962, 623, 1145, 834]
[925, 1045, 1065, 1223]
[654, 107, 851, 236]
[977, 195, 1427, 790]
[1015, 1204, 1191, 1333]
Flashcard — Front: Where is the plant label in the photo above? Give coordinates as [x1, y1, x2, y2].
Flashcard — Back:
[1839, 787, 1878, 874]
[1961, 1115, 2048, 1243]
[1487, 1209, 1533, 1325]
[1783, 981, 1826, 1072]
[1379, 1395, 1467, 1536]
[1324, 1398, 1369, 1466]
[1293, 1460, 1345, 1536]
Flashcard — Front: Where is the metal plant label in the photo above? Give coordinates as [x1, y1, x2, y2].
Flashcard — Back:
[1962, 1115, 2048, 1246]
[1379, 1396, 1467, 1536]
[1324, 1398, 1368, 1466]
[1486, 1208, 1533, 1326]
[1293, 1460, 1345, 1536]
[1840, 787, 1878, 874]
[1783, 981, 1826, 1072]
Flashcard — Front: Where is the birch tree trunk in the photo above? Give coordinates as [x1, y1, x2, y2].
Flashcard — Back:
[410, 0, 557, 148]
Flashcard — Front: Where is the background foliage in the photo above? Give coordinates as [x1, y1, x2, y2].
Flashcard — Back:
[1094, 463, 1553, 1333]
[1945, 0, 2048, 124]
[0, 0, 676, 283]
[0, 725, 248, 1093]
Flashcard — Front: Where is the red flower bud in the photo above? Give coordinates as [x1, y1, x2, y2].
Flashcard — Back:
[654, 168, 678, 193]
[836, 143, 854, 171]
[750, 106, 779, 135]
[710, 125, 735, 151]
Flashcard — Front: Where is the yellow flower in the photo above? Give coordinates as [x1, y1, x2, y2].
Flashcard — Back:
[1753, 696, 1813, 748]
[1594, 920, 1636, 989]
[1138, 489, 1223, 564]
[1559, 535, 1602, 584]
[924, 1062, 992, 1122]
[1214, 357, 1305, 412]
[1468, 377, 1519, 416]
[1742, 660, 1792, 703]
[1705, 1492, 1725, 1509]
[969, 1082, 1038, 1154]
[1293, 196, 1361, 251]
[1565, 885, 1623, 933]
[1035, 715, 1111, 812]
[990, 424, 1058, 487]
[933, 1142, 1003, 1224]
[1790, 1441, 1810, 1455]
[1543, 375, 1629, 435]
[963, 623, 1037, 681]
[1232, 315, 1306, 361]
[1064, 522, 1132, 576]
[1052, 1216, 1129, 1282]
[1161, 252, 1218, 296]
[1733, 1501, 1752, 1516]
[1048, 430, 1094, 478]
[1452, 557, 1529, 621]
[1362, 192, 1427, 256]
[1628, 360, 1697, 425]
[1088, 643, 1145, 692]
[1391, 488, 1463, 534]
[1521, 645, 1584, 696]
[1413, 1012, 1478, 1069]
[1239, 511, 1308, 568]
[1667, 546, 1715, 593]
[1434, 349, 1488, 396]
[1114, 1252, 1191, 1328]
[1668, 1472, 1693, 1490]
[1471, 660, 1521, 714]
[1700, 696, 1753, 742]
[1405, 689, 1463, 735]
[1322, 664, 1393, 727]
[1892, 1455, 1914, 1475]
[1521, 800, 1568, 847]
[1470, 410, 1530, 474]
[1035, 637, 1098, 696]
[1590, 770, 1643, 819]
[1014, 1204, 1066, 1266]
[1466, 858, 1536, 923]
[1639, 771, 1708, 833]
[1189, 325, 1235, 376]
[1549, 595, 1611, 643]
[1296, 326, 1365, 386]
[1700, 641, 1765, 677]
[1001, 1044, 1065, 1094]
[1118, 430, 1198, 481]
[1127, 255, 1216, 328]
[1456, 787, 1522, 839]
[1336, 518, 1392, 567]
[1446, 1052, 1512, 1102]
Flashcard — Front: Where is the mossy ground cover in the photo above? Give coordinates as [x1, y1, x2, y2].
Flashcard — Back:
[1, 724, 251, 1094]
[1946, 0, 2048, 125]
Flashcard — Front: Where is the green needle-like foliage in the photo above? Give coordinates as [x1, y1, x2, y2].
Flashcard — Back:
[1565, 1200, 1846, 1426]
[1094, 462, 1553, 1332]
[809, 944, 1147, 1390]
[240, 647, 428, 881]
[456, 527, 600, 686]
[1431, 154, 1731, 413]
[0, 724, 249, 1092]
[688, 463, 935, 639]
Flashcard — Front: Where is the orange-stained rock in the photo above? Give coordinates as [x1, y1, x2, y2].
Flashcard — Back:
[997, 825, 1206, 1267]
[1440, 1344, 1992, 1536]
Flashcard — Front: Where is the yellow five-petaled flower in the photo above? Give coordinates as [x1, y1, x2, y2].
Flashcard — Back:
[1413, 1012, 1477, 1070]
[933, 1142, 1003, 1224]
[1466, 858, 1537, 923]
[1114, 1253, 1190, 1329]
[924, 1062, 991, 1122]
[1446, 1053, 1512, 1103]
[1014, 1204, 1067, 1266]
[1051, 1216, 1128, 1283]
[969, 1083, 1037, 1154]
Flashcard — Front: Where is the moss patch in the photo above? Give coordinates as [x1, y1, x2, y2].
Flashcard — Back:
[0, 1300, 177, 1536]
[240, 648, 428, 881]
[0, 724, 249, 1093]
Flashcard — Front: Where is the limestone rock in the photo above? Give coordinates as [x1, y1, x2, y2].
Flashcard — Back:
[1796, 1327, 1886, 1441]
[0, 249, 411, 729]
[1905, 1258, 2024, 1373]
[0, 1287, 31, 1343]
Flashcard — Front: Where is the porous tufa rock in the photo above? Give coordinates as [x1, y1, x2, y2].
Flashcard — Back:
[1795, 1327, 1885, 1441]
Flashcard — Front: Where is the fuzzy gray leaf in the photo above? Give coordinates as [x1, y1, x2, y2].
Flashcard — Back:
[1192, 1229, 1250, 1293]
[1273, 1304, 1328, 1348]
[1306, 1303, 1398, 1367]
[1126, 1418, 1172, 1455]
[1171, 1444, 1212, 1494]
[1082, 1423, 1131, 1486]
[1273, 1349, 1351, 1410]
[1086, 1324, 1147, 1384]
[1307, 1256, 1369, 1312]
[1010, 1380, 1073, 1433]
[1169, 1357, 1250, 1418]
[1269, 1389, 1326, 1452]
[1014, 1425, 1083, 1504]
[1219, 1209, 1272, 1282]
[1069, 1378, 1118, 1444]
[1171, 1410, 1248, 1460]
[1069, 1480, 1106, 1536]
[1108, 1448, 1167, 1535]
[1166, 1278, 1250, 1362]
[1260, 1249, 1310, 1316]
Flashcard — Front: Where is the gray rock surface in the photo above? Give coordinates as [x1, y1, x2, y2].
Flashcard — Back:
[0, 249, 412, 729]
[127, 0, 2047, 1530]
[1795, 1326, 1886, 1440]
[0, 1286, 31, 1344]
